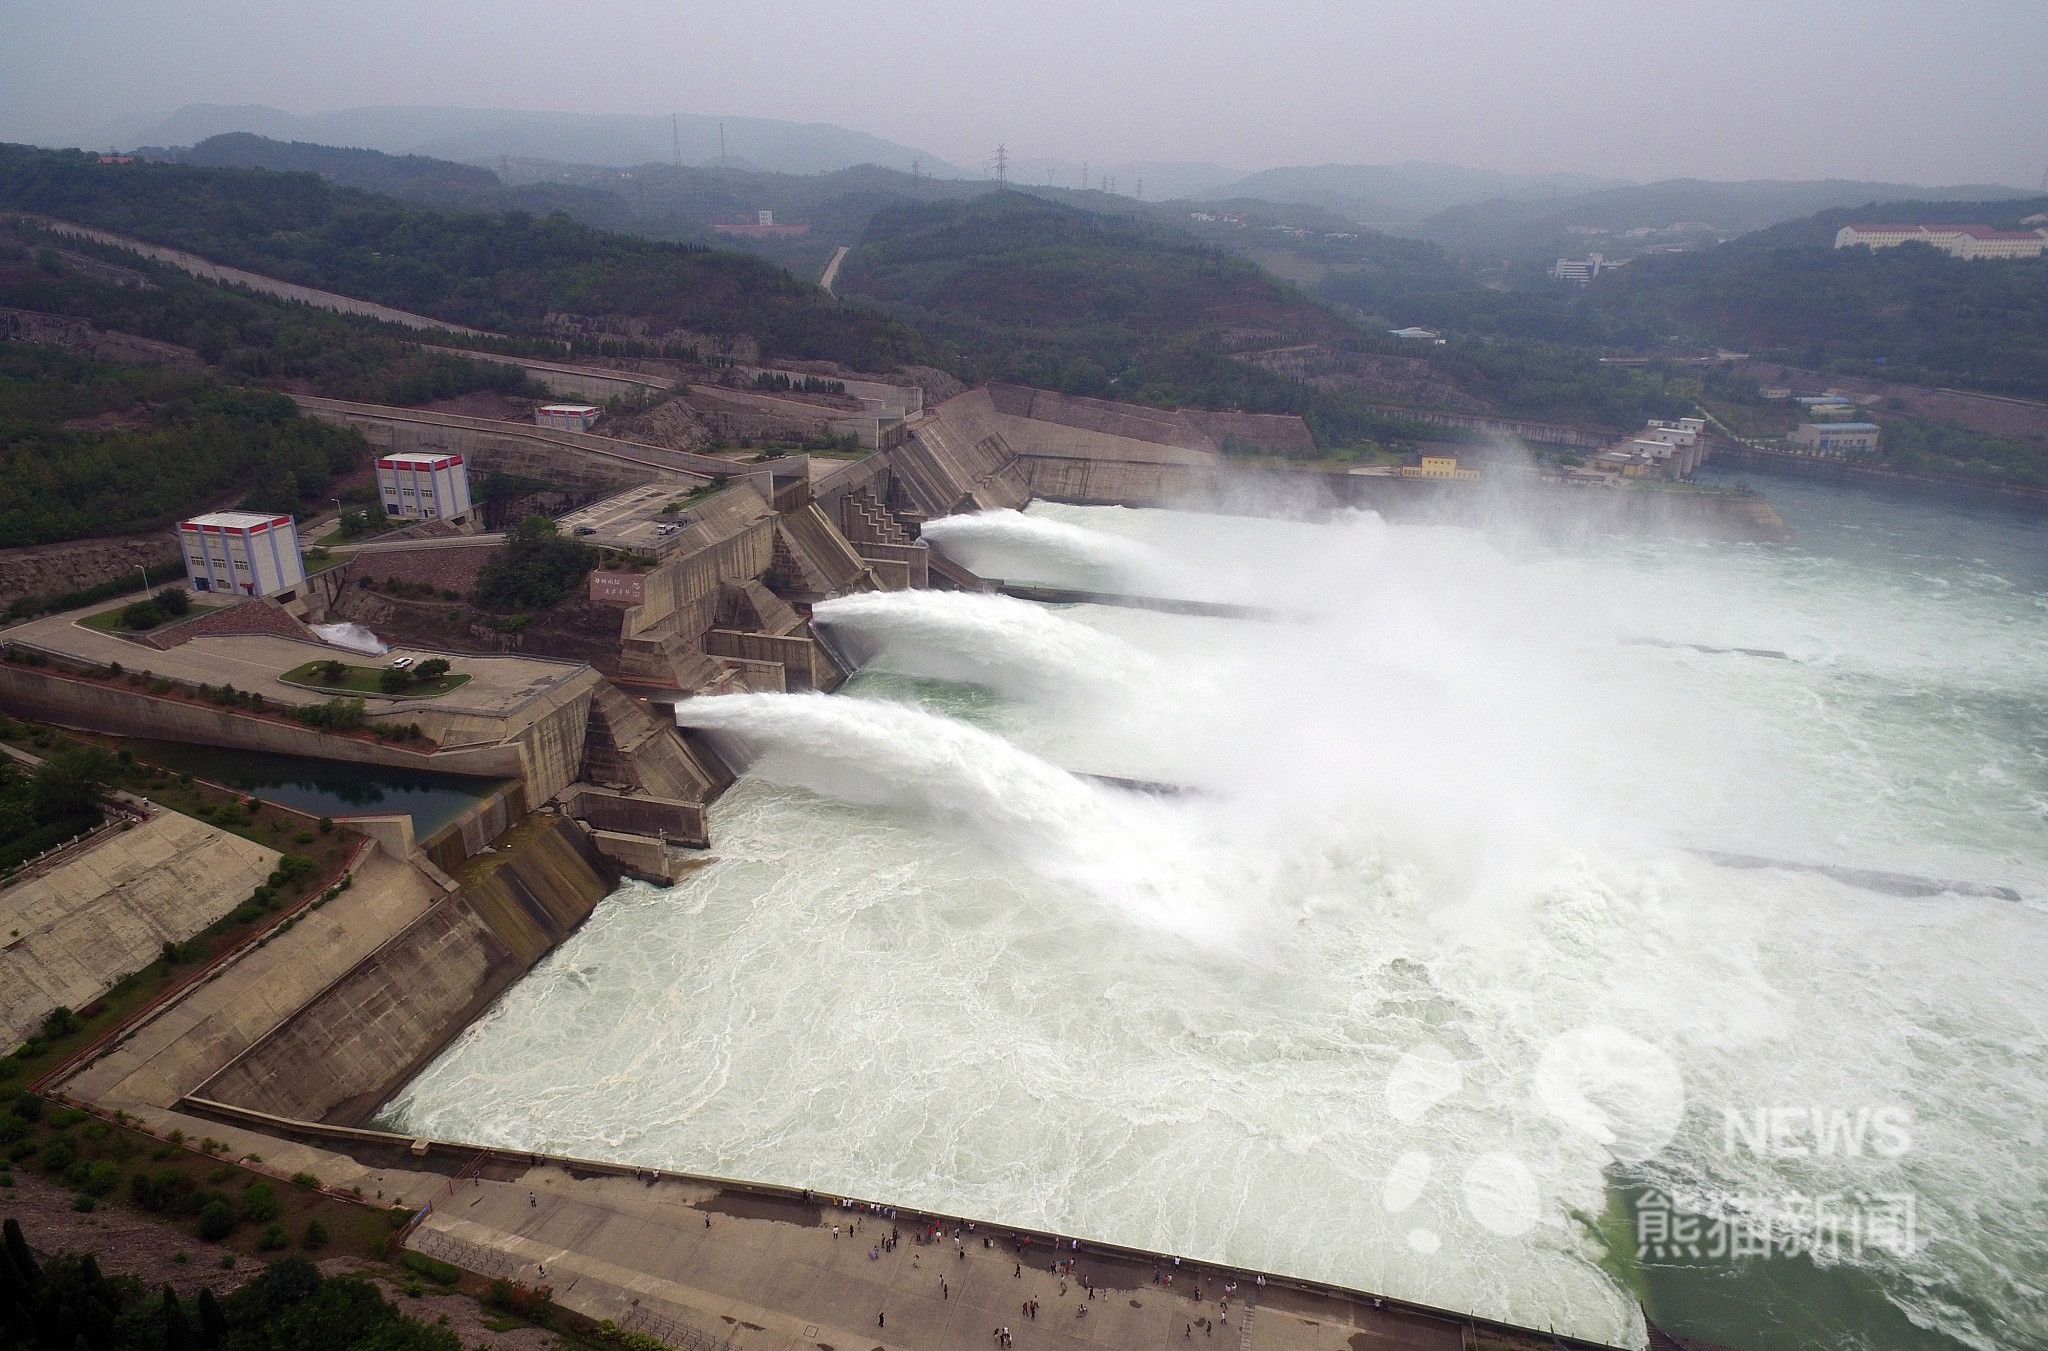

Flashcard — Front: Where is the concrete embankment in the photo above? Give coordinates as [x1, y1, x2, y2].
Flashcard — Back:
[0, 805, 277, 1048]
[0, 658, 598, 808]
[188, 816, 617, 1125]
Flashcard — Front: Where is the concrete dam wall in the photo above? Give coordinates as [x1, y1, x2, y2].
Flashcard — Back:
[191, 816, 619, 1125]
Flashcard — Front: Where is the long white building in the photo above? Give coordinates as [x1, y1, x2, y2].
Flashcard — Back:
[1835, 224, 2048, 260]
[179, 512, 306, 598]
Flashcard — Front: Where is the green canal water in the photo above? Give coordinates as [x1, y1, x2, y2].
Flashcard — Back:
[119, 739, 502, 836]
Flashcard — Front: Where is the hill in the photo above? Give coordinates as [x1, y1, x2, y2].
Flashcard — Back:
[0, 144, 931, 370]
[121, 103, 965, 177]
[1578, 196, 2048, 398]
[837, 191, 1351, 399]
[1413, 177, 2036, 266]
[0, 341, 367, 545]
[1209, 161, 1626, 222]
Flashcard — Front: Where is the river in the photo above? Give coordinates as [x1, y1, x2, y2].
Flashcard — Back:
[381, 473, 2047, 1351]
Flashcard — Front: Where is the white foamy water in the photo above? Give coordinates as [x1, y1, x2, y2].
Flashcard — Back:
[385, 482, 2048, 1351]
[311, 621, 388, 655]
[918, 506, 1170, 588]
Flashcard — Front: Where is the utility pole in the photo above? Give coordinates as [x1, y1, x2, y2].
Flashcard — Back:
[672, 113, 682, 170]
[1082, 162, 1089, 191]
[911, 158, 921, 195]
[1135, 177, 1143, 201]
[993, 144, 1009, 186]
[719, 121, 727, 168]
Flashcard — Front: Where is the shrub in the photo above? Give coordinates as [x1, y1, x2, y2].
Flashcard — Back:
[0, 1115, 27, 1145]
[413, 658, 450, 680]
[318, 816, 334, 834]
[40, 1137, 75, 1172]
[11, 1092, 39, 1120]
[70, 1193, 94, 1212]
[120, 600, 163, 630]
[132, 1167, 193, 1211]
[300, 1218, 328, 1250]
[291, 1170, 321, 1189]
[196, 1198, 235, 1240]
[402, 1251, 461, 1286]
[378, 666, 414, 694]
[71, 1160, 120, 1197]
[257, 1223, 288, 1251]
[154, 586, 191, 617]
[314, 659, 347, 682]
[292, 697, 367, 731]
[294, 831, 314, 844]
[240, 1180, 280, 1221]
[485, 1279, 554, 1325]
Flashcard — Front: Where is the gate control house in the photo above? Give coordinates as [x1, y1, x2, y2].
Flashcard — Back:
[178, 512, 306, 597]
[376, 452, 474, 522]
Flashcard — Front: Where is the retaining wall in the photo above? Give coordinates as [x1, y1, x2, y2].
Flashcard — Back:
[193, 817, 618, 1124]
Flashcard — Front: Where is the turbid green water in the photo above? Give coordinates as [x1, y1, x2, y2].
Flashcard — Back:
[386, 475, 2047, 1351]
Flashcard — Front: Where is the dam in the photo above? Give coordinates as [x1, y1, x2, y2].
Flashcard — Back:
[19, 379, 2039, 1351]
[381, 477, 2046, 1351]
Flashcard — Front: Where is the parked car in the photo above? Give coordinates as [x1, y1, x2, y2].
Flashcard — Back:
[389, 656, 414, 669]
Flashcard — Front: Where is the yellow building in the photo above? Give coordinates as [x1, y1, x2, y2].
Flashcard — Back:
[1401, 452, 1481, 481]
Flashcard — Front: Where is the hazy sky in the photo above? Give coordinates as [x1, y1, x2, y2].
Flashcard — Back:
[5, 0, 2044, 186]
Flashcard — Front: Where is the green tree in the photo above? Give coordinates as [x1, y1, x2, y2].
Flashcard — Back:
[411, 658, 450, 681]
[474, 517, 596, 612]
[31, 747, 115, 824]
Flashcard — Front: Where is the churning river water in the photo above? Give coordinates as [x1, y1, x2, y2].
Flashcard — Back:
[381, 474, 2047, 1351]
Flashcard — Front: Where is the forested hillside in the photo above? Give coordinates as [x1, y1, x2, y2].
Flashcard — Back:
[1583, 214, 2048, 398]
[0, 343, 366, 544]
[841, 192, 1349, 378]
[0, 145, 930, 370]
[1, 229, 537, 406]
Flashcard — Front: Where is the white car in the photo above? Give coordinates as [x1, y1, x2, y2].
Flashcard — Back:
[389, 656, 414, 670]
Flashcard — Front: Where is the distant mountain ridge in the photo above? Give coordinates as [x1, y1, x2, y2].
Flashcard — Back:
[1203, 161, 1630, 220]
[1416, 176, 2039, 259]
[120, 104, 967, 178]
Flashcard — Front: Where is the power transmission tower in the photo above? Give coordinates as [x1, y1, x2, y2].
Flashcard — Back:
[1082, 162, 1089, 191]
[993, 144, 1009, 185]
[1135, 177, 1143, 201]
[671, 113, 681, 170]
[719, 121, 727, 168]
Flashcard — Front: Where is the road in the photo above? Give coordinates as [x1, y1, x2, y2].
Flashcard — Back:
[819, 245, 850, 294]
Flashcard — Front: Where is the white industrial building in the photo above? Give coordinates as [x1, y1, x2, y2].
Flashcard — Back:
[537, 403, 603, 432]
[376, 452, 473, 522]
[1792, 422, 1882, 456]
[178, 512, 305, 598]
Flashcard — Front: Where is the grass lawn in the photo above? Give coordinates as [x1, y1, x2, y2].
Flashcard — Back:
[281, 661, 471, 698]
[76, 606, 136, 634]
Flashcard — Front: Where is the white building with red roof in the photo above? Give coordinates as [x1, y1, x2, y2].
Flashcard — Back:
[1835, 224, 2048, 259]
[178, 512, 306, 598]
[376, 452, 473, 522]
